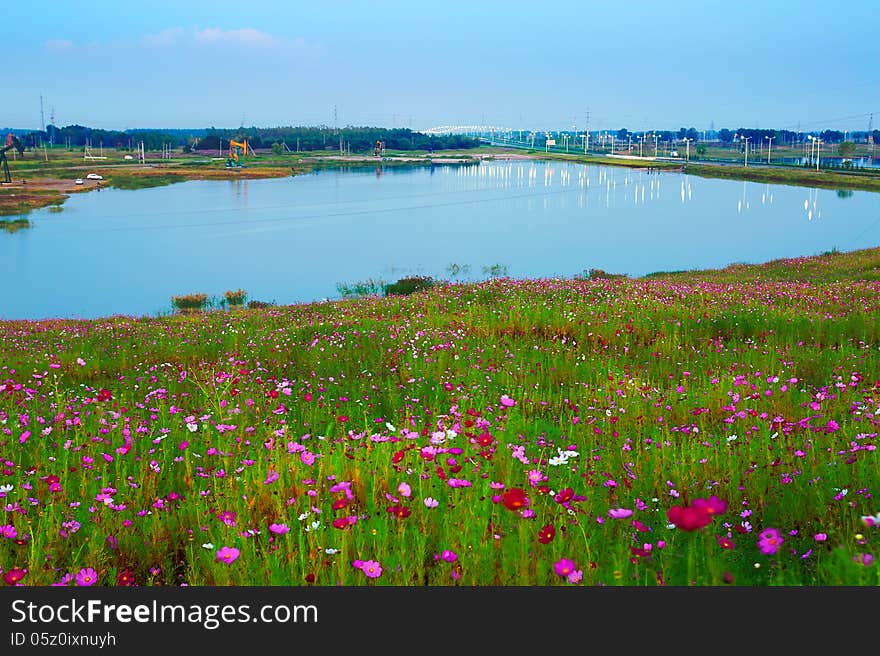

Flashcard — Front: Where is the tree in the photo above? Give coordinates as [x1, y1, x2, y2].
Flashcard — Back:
[718, 129, 733, 143]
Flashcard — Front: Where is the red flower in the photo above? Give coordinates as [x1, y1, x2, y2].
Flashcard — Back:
[3, 568, 26, 585]
[332, 498, 350, 510]
[475, 432, 493, 447]
[391, 450, 406, 464]
[116, 569, 136, 586]
[554, 487, 574, 504]
[538, 524, 556, 544]
[502, 487, 529, 511]
[667, 505, 712, 532]
[97, 389, 112, 402]
[386, 505, 411, 519]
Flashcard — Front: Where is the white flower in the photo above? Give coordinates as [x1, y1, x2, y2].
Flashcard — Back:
[297, 512, 310, 521]
[0, 484, 13, 494]
[385, 422, 396, 432]
[304, 521, 321, 532]
[201, 543, 214, 549]
[324, 548, 339, 555]
[187, 422, 198, 432]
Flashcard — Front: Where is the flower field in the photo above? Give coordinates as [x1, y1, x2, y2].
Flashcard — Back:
[1, 248, 879, 586]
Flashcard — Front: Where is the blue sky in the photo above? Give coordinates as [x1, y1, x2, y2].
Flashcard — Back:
[6, 0, 878, 132]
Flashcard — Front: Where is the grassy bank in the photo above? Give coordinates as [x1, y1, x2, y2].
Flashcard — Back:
[1, 247, 879, 586]
[683, 162, 880, 193]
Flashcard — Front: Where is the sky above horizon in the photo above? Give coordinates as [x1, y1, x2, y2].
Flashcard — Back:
[6, 0, 878, 133]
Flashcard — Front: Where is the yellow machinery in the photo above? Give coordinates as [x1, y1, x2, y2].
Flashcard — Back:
[226, 139, 248, 168]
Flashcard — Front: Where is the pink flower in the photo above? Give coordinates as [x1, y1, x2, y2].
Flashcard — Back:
[75, 567, 98, 587]
[215, 546, 240, 564]
[397, 482, 412, 498]
[0, 524, 17, 539]
[424, 497, 439, 508]
[554, 558, 577, 578]
[566, 569, 583, 584]
[500, 395, 516, 408]
[360, 560, 383, 579]
[269, 523, 289, 535]
[814, 533, 828, 542]
[439, 550, 458, 563]
[608, 508, 633, 519]
[757, 528, 784, 555]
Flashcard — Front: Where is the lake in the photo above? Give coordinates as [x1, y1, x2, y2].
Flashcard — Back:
[2, 159, 879, 320]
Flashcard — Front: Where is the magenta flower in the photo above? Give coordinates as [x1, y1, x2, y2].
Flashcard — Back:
[439, 550, 458, 563]
[0, 524, 17, 539]
[608, 508, 633, 519]
[268, 523, 289, 535]
[500, 395, 516, 408]
[757, 528, 784, 555]
[218, 510, 236, 527]
[554, 558, 577, 578]
[75, 567, 98, 587]
[215, 546, 240, 564]
[360, 560, 383, 579]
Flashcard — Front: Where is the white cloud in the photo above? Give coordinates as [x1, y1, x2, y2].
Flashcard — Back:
[194, 27, 276, 48]
[142, 27, 186, 47]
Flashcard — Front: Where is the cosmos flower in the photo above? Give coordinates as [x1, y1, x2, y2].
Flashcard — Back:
[538, 524, 556, 544]
[502, 488, 529, 511]
[360, 560, 383, 579]
[215, 546, 240, 564]
[75, 567, 98, 587]
[757, 528, 784, 555]
[554, 558, 577, 578]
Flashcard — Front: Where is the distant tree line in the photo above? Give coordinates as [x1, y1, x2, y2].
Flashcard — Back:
[17, 125, 205, 150]
[193, 126, 479, 152]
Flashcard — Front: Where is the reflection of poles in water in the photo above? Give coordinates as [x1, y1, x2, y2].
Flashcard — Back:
[737, 180, 749, 213]
[804, 189, 820, 221]
[376, 165, 383, 178]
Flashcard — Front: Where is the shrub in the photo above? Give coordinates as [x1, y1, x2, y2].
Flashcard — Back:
[383, 275, 435, 297]
[247, 300, 276, 310]
[171, 292, 209, 313]
[481, 263, 509, 278]
[223, 289, 248, 307]
[337, 278, 385, 299]
[586, 268, 628, 280]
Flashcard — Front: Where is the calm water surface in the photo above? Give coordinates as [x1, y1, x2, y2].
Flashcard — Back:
[2, 160, 879, 319]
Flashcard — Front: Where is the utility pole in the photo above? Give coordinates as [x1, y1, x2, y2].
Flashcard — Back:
[40, 94, 45, 132]
[584, 109, 590, 153]
[765, 135, 774, 164]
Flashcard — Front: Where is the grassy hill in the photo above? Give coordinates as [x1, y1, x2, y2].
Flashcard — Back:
[1, 247, 878, 586]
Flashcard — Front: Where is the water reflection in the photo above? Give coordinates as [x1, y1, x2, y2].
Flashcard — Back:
[4, 160, 879, 319]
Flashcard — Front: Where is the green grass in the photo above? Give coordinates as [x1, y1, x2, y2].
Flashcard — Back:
[1, 246, 879, 587]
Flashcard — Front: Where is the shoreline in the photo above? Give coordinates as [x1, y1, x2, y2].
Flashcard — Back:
[2, 148, 879, 218]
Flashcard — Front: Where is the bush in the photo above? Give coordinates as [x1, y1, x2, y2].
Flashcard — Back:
[586, 268, 628, 280]
[247, 300, 275, 310]
[383, 275, 435, 297]
[223, 288, 248, 307]
[337, 278, 385, 299]
[171, 293, 209, 313]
